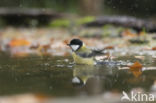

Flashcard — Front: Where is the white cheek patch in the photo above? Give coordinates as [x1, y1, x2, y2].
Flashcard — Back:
[71, 45, 79, 51]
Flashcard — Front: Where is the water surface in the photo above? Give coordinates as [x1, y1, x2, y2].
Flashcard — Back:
[0, 52, 155, 98]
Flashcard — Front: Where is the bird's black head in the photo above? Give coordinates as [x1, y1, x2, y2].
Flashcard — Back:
[69, 39, 83, 46]
[68, 39, 83, 51]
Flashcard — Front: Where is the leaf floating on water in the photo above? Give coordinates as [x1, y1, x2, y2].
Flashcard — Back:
[129, 61, 142, 70]
[129, 61, 143, 77]
[9, 39, 30, 47]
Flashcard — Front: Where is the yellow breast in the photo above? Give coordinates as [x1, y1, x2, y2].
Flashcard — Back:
[72, 52, 94, 65]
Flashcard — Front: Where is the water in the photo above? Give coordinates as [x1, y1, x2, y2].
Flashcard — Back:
[0, 52, 155, 98]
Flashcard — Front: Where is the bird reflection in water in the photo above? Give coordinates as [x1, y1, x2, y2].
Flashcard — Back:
[71, 64, 116, 95]
[72, 65, 98, 87]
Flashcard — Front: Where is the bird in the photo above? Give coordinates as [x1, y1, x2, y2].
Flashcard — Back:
[67, 38, 106, 65]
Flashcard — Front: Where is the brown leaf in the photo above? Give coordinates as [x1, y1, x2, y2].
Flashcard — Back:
[104, 46, 114, 49]
[129, 61, 142, 77]
[129, 61, 142, 70]
[152, 47, 156, 50]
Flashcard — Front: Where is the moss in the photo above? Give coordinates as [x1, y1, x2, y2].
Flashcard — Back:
[76, 16, 95, 25]
[49, 19, 70, 28]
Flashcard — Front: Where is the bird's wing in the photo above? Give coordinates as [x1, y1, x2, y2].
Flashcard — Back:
[76, 48, 105, 58]
[91, 48, 105, 55]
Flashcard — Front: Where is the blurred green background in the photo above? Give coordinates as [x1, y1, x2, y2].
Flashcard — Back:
[0, 0, 156, 17]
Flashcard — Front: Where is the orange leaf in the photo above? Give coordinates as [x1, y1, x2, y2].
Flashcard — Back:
[129, 61, 143, 77]
[129, 61, 142, 70]
[152, 47, 156, 50]
[104, 46, 114, 49]
[9, 39, 30, 47]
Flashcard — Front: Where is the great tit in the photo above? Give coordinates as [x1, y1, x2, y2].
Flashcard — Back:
[67, 39, 105, 65]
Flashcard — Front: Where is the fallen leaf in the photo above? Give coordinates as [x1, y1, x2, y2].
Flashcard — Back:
[104, 46, 114, 49]
[152, 47, 156, 50]
[9, 39, 30, 47]
[129, 61, 143, 77]
[129, 61, 142, 71]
